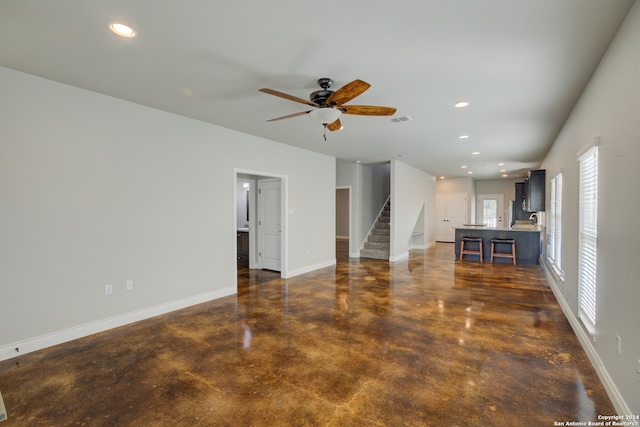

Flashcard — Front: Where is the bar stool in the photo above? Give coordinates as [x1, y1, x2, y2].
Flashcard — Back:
[460, 237, 483, 263]
[490, 238, 516, 265]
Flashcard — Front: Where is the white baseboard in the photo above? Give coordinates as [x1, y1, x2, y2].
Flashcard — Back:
[0, 286, 236, 362]
[284, 259, 336, 278]
[409, 243, 429, 250]
[389, 251, 409, 263]
[541, 262, 631, 415]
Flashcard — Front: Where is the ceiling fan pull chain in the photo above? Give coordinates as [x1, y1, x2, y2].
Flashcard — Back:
[323, 124, 327, 141]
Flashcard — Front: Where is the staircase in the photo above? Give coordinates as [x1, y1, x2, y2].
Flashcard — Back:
[360, 199, 390, 260]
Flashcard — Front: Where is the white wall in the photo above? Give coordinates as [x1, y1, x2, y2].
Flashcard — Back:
[390, 160, 436, 261]
[475, 178, 523, 201]
[0, 67, 336, 357]
[539, 2, 640, 414]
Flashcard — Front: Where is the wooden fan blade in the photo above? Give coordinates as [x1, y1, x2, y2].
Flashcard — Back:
[259, 88, 319, 107]
[340, 105, 397, 116]
[327, 119, 343, 132]
[266, 110, 312, 122]
[326, 80, 371, 106]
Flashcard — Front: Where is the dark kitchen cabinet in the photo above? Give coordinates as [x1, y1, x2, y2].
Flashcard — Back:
[525, 169, 545, 212]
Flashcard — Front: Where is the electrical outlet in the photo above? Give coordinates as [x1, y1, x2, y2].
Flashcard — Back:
[105, 284, 112, 295]
[616, 335, 622, 356]
[126, 280, 133, 291]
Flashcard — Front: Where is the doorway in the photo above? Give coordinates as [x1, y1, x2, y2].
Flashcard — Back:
[336, 186, 351, 260]
[476, 194, 505, 228]
[235, 170, 287, 282]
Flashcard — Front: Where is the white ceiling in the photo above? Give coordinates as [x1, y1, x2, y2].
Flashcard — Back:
[1, 0, 635, 179]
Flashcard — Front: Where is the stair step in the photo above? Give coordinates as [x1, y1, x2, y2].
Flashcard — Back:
[368, 235, 390, 243]
[360, 249, 390, 260]
[360, 199, 391, 260]
[364, 241, 389, 250]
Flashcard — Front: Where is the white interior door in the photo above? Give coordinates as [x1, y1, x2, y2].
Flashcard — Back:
[445, 194, 467, 241]
[435, 193, 468, 242]
[258, 179, 281, 271]
[476, 194, 505, 229]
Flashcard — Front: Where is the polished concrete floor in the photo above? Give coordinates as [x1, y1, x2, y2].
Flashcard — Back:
[0, 242, 614, 426]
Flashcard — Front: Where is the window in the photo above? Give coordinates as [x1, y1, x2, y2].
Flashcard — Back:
[548, 173, 563, 277]
[578, 146, 598, 335]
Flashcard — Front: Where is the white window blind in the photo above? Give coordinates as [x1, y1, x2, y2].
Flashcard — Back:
[578, 147, 598, 334]
[551, 173, 563, 276]
[556, 174, 563, 272]
[548, 173, 563, 276]
[549, 179, 556, 259]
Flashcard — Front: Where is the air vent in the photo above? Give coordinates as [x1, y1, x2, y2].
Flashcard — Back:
[390, 116, 411, 123]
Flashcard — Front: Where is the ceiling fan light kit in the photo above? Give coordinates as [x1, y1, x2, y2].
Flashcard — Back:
[259, 77, 396, 139]
[309, 108, 342, 125]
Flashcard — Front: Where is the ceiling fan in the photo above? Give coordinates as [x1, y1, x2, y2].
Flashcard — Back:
[259, 78, 396, 139]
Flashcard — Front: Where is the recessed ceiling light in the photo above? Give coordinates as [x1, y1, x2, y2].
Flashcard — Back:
[458, 135, 469, 140]
[500, 169, 507, 172]
[498, 162, 505, 166]
[461, 165, 468, 169]
[471, 151, 480, 155]
[454, 101, 470, 108]
[109, 22, 136, 38]
[440, 176, 445, 180]
[467, 171, 473, 175]
[502, 174, 508, 177]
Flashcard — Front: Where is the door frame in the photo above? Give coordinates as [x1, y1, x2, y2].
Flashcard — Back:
[234, 169, 288, 280]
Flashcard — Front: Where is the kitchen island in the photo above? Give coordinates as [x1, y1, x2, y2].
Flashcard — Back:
[454, 226, 542, 264]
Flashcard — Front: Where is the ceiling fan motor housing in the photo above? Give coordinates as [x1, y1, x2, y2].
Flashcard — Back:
[310, 90, 334, 106]
[310, 78, 335, 106]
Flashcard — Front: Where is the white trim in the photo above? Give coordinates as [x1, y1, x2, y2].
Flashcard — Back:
[541, 262, 631, 415]
[576, 135, 601, 160]
[0, 287, 236, 362]
[389, 251, 409, 262]
[284, 259, 336, 279]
